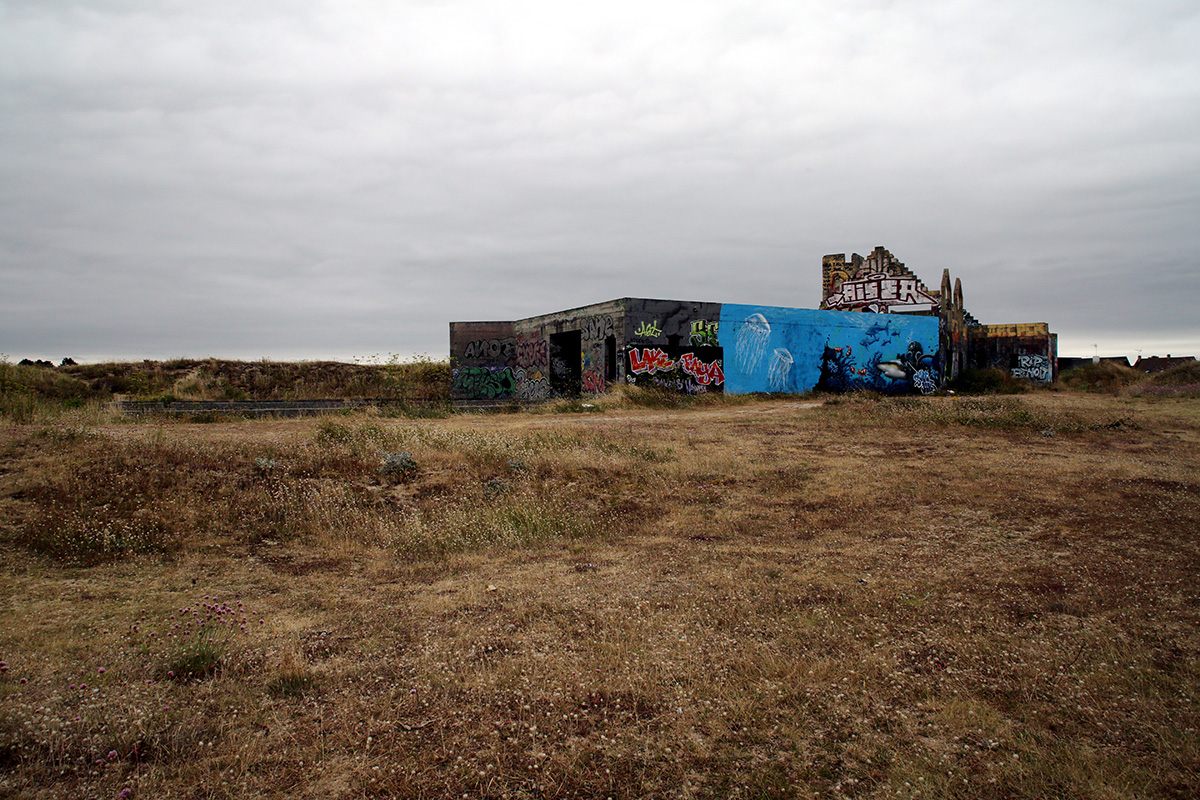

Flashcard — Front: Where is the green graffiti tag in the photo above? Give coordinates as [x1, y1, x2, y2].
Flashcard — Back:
[634, 320, 663, 338]
[689, 320, 719, 346]
[452, 366, 518, 399]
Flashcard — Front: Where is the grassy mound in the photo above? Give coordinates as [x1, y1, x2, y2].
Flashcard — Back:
[0, 361, 101, 422]
[1127, 360, 1200, 398]
[62, 358, 450, 402]
[1, 357, 452, 420]
[1059, 361, 1143, 394]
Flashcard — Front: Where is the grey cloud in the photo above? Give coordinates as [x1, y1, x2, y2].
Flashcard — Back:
[2, 0, 1198, 362]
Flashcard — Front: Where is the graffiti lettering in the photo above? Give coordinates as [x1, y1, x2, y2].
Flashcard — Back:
[825, 274, 938, 313]
[571, 316, 615, 341]
[516, 370, 550, 401]
[1011, 354, 1051, 382]
[515, 335, 548, 369]
[689, 320, 719, 347]
[452, 366, 518, 399]
[582, 368, 605, 394]
[634, 320, 663, 338]
[678, 353, 724, 386]
[627, 374, 711, 395]
[628, 347, 676, 375]
[463, 338, 515, 361]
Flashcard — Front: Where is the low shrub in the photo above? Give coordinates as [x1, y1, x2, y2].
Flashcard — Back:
[1127, 361, 1200, 398]
[950, 368, 1030, 395]
[379, 451, 418, 481]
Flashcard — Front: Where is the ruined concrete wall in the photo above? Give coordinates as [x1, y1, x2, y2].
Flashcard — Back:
[968, 323, 1056, 383]
[515, 300, 625, 398]
[821, 246, 940, 313]
[449, 321, 518, 402]
[451, 303, 627, 403]
[937, 271, 969, 383]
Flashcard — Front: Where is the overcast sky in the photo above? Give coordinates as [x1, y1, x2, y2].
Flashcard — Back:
[2, 0, 1197, 362]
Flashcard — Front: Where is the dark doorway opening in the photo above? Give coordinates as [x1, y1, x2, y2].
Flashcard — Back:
[549, 330, 582, 396]
[604, 335, 617, 383]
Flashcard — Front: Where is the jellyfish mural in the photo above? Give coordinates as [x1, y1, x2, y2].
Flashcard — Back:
[767, 348, 794, 391]
[735, 313, 771, 373]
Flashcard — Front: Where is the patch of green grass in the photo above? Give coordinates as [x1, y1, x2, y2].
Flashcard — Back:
[163, 627, 225, 683]
[267, 669, 316, 699]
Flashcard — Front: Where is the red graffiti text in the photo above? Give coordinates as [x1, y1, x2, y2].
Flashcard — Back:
[628, 348, 676, 375]
[678, 353, 724, 386]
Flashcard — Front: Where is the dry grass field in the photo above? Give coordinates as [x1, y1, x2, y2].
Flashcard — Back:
[1, 391, 1198, 798]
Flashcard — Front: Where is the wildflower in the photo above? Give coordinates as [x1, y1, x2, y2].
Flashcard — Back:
[98, 666, 107, 674]
[108, 749, 118, 761]
[118, 788, 133, 799]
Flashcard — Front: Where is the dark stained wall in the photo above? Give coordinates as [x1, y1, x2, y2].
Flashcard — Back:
[449, 321, 518, 402]
[968, 323, 1057, 383]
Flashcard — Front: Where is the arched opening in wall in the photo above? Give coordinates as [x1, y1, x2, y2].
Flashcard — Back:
[604, 335, 616, 382]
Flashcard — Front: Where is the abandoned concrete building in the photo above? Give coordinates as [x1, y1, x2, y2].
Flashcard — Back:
[450, 246, 1057, 403]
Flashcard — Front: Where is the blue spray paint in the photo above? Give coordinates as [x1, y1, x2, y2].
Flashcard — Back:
[717, 305, 940, 394]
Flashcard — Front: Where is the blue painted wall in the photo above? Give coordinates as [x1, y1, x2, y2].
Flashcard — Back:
[717, 305, 940, 394]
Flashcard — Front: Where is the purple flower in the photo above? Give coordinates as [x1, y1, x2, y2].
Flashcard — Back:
[118, 788, 133, 799]
[98, 667, 107, 674]
[107, 749, 118, 761]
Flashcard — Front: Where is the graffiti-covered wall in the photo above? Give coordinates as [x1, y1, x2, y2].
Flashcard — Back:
[452, 297, 943, 402]
[622, 299, 726, 394]
[969, 323, 1057, 383]
[718, 306, 941, 395]
[449, 321, 520, 402]
[450, 302, 624, 403]
[821, 247, 940, 314]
